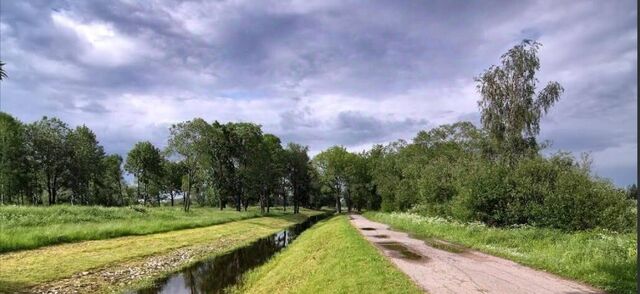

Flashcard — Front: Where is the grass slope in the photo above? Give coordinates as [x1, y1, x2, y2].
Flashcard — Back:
[232, 215, 423, 294]
[0, 212, 318, 292]
[365, 211, 637, 294]
[0, 205, 296, 252]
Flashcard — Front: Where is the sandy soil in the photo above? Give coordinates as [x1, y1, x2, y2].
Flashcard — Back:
[349, 214, 604, 294]
[28, 240, 235, 294]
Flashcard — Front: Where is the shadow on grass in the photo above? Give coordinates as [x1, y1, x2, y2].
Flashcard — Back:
[0, 279, 33, 293]
[595, 261, 636, 294]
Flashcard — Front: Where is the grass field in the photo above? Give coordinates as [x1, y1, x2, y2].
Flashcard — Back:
[0, 212, 320, 293]
[0, 205, 297, 252]
[231, 215, 423, 294]
[365, 211, 637, 294]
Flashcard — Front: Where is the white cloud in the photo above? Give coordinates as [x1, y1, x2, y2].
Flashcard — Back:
[0, 0, 635, 186]
[51, 11, 159, 67]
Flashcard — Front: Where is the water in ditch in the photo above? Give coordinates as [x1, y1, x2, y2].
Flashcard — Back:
[135, 213, 330, 294]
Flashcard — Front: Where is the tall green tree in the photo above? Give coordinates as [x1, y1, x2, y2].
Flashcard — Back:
[314, 146, 351, 213]
[198, 121, 237, 210]
[258, 134, 285, 213]
[167, 118, 209, 211]
[346, 152, 376, 212]
[228, 122, 264, 211]
[475, 40, 563, 161]
[162, 160, 186, 207]
[67, 125, 105, 205]
[284, 143, 311, 214]
[0, 113, 28, 204]
[125, 141, 163, 205]
[101, 154, 125, 206]
[26, 117, 71, 205]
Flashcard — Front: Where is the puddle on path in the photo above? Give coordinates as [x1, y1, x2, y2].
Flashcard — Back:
[134, 213, 331, 294]
[372, 234, 389, 239]
[376, 242, 423, 261]
[360, 227, 376, 231]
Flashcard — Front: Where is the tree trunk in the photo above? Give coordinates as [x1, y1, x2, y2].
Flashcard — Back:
[52, 175, 58, 205]
[260, 192, 265, 214]
[144, 179, 149, 205]
[236, 188, 242, 212]
[185, 173, 192, 212]
[136, 173, 141, 203]
[118, 178, 124, 206]
[266, 191, 270, 213]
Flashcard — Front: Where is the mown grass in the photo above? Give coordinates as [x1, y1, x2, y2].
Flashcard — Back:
[0, 205, 297, 253]
[230, 215, 423, 294]
[0, 212, 319, 293]
[365, 211, 637, 294]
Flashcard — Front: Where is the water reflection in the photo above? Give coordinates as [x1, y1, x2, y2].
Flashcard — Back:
[136, 213, 329, 294]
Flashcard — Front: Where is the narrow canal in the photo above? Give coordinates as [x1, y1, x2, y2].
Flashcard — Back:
[135, 213, 331, 294]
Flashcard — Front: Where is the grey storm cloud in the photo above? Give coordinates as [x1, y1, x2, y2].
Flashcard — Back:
[0, 0, 636, 185]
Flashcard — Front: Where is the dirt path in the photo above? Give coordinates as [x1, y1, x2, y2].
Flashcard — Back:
[349, 214, 603, 294]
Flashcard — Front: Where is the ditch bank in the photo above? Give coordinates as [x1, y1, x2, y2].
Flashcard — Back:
[133, 212, 331, 294]
[14, 213, 327, 294]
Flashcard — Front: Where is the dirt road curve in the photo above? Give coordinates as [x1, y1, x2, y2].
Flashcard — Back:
[349, 214, 604, 294]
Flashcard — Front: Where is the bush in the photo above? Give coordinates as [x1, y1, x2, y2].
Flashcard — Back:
[407, 154, 636, 232]
[461, 161, 512, 226]
[542, 170, 635, 231]
[371, 123, 636, 233]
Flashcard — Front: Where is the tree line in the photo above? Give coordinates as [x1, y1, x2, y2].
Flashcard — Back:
[0, 115, 317, 213]
[0, 115, 125, 206]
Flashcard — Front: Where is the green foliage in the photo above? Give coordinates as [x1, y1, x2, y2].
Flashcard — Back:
[161, 160, 186, 206]
[26, 116, 72, 204]
[67, 125, 105, 205]
[476, 40, 564, 161]
[0, 115, 127, 206]
[100, 154, 125, 205]
[626, 184, 637, 200]
[368, 129, 636, 232]
[344, 42, 634, 233]
[365, 212, 637, 294]
[314, 146, 355, 212]
[284, 143, 313, 213]
[167, 119, 316, 213]
[0, 113, 30, 204]
[125, 141, 164, 205]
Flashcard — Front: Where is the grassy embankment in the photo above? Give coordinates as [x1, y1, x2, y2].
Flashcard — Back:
[0, 210, 321, 293]
[365, 211, 637, 294]
[0, 205, 298, 253]
[231, 215, 423, 294]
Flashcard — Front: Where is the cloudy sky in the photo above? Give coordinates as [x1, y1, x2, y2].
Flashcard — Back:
[0, 0, 636, 186]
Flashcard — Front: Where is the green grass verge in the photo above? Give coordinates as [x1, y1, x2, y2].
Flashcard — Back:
[0, 205, 297, 253]
[364, 211, 637, 294]
[0, 212, 320, 293]
[231, 215, 423, 294]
